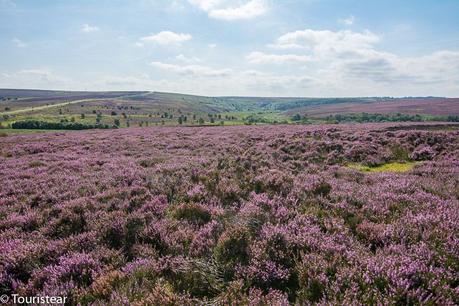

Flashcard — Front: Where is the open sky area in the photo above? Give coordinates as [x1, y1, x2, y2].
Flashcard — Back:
[1, 0, 459, 97]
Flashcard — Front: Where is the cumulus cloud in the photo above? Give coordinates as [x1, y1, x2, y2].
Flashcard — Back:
[247, 51, 311, 64]
[12, 38, 27, 48]
[188, 0, 267, 20]
[81, 24, 99, 33]
[150, 61, 232, 77]
[270, 29, 380, 54]
[140, 31, 192, 45]
[247, 28, 459, 96]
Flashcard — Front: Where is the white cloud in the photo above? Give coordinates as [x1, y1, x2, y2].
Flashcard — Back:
[247, 51, 311, 64]
[150, 61, 232, 77]
[175, 54, 201, 63]
[209, 0, 267, 20]
[339, 15, 355, 26]
[270, 29, 380, 54]
[140, 31, 192, 45]
[81, 24, 99, 33]
[12, 38, 27, 48]
[188, 0, 267, 20]
[209, 43, 217, 49]
[246, 28, 459, 96]
[188, 0, 221, 11]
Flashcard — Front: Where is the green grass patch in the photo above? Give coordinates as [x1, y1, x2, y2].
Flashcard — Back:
[0, 128, 63, 135]
[347, 162, 418, 173]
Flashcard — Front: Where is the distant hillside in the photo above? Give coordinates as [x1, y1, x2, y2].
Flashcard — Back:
[284, 97, 459, 117]
[1, 89, 458, 128]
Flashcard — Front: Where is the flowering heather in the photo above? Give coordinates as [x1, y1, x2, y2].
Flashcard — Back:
[0, 123, 458, 305]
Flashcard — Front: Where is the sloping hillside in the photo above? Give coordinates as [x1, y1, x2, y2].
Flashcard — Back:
[1, 89, 458, 129]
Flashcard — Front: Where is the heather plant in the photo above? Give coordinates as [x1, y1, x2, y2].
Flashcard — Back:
[214, 227, 251, 279]
[170, 203, 211, 226]
[410, 144, 436, 161]
[0, 123, 458, 305]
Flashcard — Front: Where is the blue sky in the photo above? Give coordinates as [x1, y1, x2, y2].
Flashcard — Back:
[1, 0, 458, 97]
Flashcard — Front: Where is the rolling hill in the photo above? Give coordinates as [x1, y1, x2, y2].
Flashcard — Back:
[1, 89, 458, 129]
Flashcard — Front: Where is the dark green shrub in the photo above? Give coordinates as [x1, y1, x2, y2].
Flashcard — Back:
[214, 228, 250, 278]
[312, 181, 332, 197]
[390, 144, 410, 161]
[171, 203, 211, 226]
[48, 209, 86, 238]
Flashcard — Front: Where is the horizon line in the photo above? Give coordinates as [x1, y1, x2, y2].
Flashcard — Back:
[0, 88, 456, 99]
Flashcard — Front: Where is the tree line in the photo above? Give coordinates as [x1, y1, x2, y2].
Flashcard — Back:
[12, 120, 116, 130]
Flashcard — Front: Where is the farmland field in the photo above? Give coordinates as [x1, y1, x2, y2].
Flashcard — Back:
[1, 123, 458, 305]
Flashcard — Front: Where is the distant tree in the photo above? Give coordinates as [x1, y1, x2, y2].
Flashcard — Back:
[178, 117, 183, 125]
[193, 114, 197, 120]
[58, 108, 63, 115]
[96, 114, 101, 124]
[70, 117, 75, 122]
[210, 117, 215, 124]
[4, 107, 10, 111]
[80, 114, 85, 119]
[198, 118, 205, 125]
[126, 121, 130, 127]
[292, 114, 302, 121]
[12, 120, 113, 130]
[114, 118, 120, 127]
[92, 110, 97, 114]
[111, 111, 117, 116]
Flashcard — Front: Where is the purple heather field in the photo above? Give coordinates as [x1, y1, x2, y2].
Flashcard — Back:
[0, 123, 458, 305]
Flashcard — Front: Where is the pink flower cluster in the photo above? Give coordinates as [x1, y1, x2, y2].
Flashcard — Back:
[0, 123, 458, 304]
